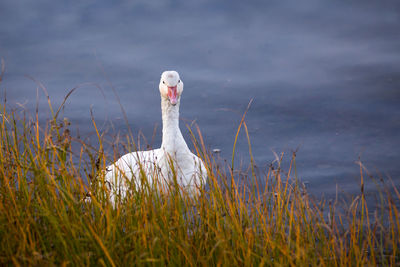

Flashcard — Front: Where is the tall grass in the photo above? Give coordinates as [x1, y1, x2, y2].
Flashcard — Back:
[0, 88, 399, 266]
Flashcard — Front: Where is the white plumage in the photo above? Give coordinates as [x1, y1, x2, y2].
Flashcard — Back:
[102, 71, 207, 205]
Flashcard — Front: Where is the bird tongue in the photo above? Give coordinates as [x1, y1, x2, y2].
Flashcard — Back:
[168, 86, 177, 105]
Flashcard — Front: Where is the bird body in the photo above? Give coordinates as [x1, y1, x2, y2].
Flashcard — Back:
[102, 71, 207, 205]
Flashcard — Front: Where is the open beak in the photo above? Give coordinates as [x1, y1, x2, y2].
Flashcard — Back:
[167, 86, 178, 105]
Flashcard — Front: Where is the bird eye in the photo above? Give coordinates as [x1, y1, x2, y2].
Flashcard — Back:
[178, 80, 181, 83]
[163, 81, 165, 84]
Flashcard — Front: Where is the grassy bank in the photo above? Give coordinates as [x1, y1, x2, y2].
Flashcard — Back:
[0, 94, 399, 266]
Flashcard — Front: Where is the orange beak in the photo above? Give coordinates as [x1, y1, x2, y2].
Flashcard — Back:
[168, 86, 178, 105]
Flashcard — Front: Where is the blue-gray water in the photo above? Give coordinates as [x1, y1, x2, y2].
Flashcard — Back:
[1, 0, 399, 196]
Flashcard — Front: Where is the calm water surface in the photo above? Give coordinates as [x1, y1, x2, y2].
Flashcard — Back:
[1, 0, 399, 196]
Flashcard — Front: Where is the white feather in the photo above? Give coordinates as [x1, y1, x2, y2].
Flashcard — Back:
[102, 71, 207, 205]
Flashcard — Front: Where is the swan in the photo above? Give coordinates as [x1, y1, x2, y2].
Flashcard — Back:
[100, 71, 207, 205]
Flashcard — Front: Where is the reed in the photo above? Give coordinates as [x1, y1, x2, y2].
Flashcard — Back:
[0, 88, 399, 266]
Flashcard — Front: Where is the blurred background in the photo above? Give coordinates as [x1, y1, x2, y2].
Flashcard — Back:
[1, 0, 399, 197]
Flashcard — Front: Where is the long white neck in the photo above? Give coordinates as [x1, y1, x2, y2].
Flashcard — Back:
[160, 97, 189, 154]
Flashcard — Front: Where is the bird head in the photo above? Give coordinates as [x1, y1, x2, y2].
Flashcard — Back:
[159, 70, 183, 106]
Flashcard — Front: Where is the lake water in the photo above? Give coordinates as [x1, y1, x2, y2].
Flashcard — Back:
[1, 0, 399, 197]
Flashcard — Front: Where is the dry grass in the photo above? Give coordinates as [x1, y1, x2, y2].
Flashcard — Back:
[0, 81, 399, 266]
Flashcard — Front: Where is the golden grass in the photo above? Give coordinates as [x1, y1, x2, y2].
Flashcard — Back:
[0, 85, 399, 266]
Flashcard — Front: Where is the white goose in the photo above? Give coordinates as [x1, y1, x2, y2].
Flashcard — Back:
[102, 71, 207, 205]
